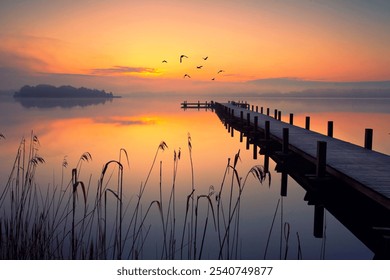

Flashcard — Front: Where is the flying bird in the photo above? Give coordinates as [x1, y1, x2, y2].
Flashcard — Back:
[211, 78, 215, 81]
[217, 70, 225, 74]
[183, 74, 191, 78]
[162, 60, 168, 63]
[203, 56, 208, 60]
[180, 55, 188, 63]
[196, 66, 203, 69]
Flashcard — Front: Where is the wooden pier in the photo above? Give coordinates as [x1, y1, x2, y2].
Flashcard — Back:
[212, 101, 390, 258]
[216, 101, 390, 206]
[181, 101, 215, 109]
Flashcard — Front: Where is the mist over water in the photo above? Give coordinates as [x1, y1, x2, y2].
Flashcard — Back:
[0, 94, 388, 259]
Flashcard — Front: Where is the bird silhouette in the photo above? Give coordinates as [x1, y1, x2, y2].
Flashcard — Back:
[162, 60, 167, 63]
[217, 70, 225, 74]
[203, 56, 208, 60]
[180, 55, 188, 63]
[196, 66, 203, 69]
[211, 78, 215, 80]
[183, 74, 191, 78]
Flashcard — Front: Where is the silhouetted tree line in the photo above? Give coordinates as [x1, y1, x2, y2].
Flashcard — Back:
[14, 84, 115, 98]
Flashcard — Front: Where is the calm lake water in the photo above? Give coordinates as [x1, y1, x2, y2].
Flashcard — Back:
[0, 94, 389, 259]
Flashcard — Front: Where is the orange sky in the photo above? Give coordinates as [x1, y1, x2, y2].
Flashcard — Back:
[1, 0, 390, 94]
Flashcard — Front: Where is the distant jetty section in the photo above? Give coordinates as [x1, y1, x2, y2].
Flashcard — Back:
[13, 84, 120, 99]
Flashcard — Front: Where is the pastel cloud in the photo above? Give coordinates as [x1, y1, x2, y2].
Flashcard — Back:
[90, 66, 158, 76]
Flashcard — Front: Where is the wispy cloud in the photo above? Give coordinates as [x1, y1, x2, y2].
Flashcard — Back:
[90, 66, 158, 76]
[93, 116, 157, 126]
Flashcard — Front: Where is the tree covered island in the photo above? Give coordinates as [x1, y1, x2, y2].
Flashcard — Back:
[14, 84, 118, 98]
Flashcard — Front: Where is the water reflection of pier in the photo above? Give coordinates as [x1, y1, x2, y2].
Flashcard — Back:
[211, 101, 390, 259]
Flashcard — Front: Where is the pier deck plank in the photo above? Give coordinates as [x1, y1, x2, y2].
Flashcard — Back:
[221, 102, 390, 207]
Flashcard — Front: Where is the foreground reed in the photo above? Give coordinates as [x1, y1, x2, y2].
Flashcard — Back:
[0, 132, 278, 260]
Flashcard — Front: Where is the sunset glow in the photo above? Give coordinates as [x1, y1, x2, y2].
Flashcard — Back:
[1, 0, 389, 94]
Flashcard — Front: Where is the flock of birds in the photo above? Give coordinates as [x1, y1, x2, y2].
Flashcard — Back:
[161, 55, 225, 80]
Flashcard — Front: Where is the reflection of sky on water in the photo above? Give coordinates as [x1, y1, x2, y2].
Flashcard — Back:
[0, 95, 387, 259]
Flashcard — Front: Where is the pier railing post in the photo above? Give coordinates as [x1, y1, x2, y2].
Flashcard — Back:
[274, 109, 278, 119]
[254, 116, 258, 133]
[265, 121, 270, 140]
[364, 128, 373, 150]
[305, 116, 310, 130]
[240, 111, 244, 124]
[314, 205, 324, 238]
[281, 172, 288, 197]
[316, 141, 327, 178]
[282, 128, 289, 154]
[278, 111, 282, 121]
[266, 108, 270, 116]
[289, 113, 294, 125]
[256, 106, 258, 112]
[253, 143, 258, 160]
[327, 121, 334, 137]
[264, 154, 269, 173]
[261, 107, 264, 114]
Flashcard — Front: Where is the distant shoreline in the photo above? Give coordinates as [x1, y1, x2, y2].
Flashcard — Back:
[13, 84, 120, 99]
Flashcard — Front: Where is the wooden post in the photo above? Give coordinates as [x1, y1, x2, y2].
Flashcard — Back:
[282, 128, 289, 154]
[240, 111, 244, 124]
[305, 116, 310, 130]
[274, 109, 278, 119]
[289, 113, 294, 125]
[278, 111, 282, 121]
[240, 131, 243, 142]
[246, 135, 250, 150]
[256, 106, 258, 112]
[264, 154, 269, 173]
[316, 141, 327, 178]
[231, 126, 234, 137]
[253, 143, 258, 160]
[266, 108, 270, 116]
[247, 112, 250, 127]
[254, 116, 258, 132]
[281, 172, 288, 197]
[251, 105, 254, 111]
[364, 128, 373, 150]
[327, 121, 334, 137]
[261, 107, 264, 114]
[265, 121, 270, 140]
[313, 204, 324, 238]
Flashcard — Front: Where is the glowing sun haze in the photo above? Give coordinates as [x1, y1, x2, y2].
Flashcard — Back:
[1, 0, 389, 94]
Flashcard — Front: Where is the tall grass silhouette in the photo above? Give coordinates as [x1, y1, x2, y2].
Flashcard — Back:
[0, 132, 282, 260]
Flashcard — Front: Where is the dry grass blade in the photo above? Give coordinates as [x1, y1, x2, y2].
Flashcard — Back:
[62, 156, 68, 168]
[31, 155, 45, 166]
[233, 149, 240, 168]
[159, 141, 168, 151]
[188, 133, 192, 151]
[105, 188, 120, 201]
[80, 152, 92, 162]
[296, 232, 302, 259]
[198, 194, 217, 230]
[249, 165, 267, 184]
[101, 160, 123, 177]
[33, 135, 40, 145]
[72, 168, 87, 204]
[119, 148, 130, 168]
